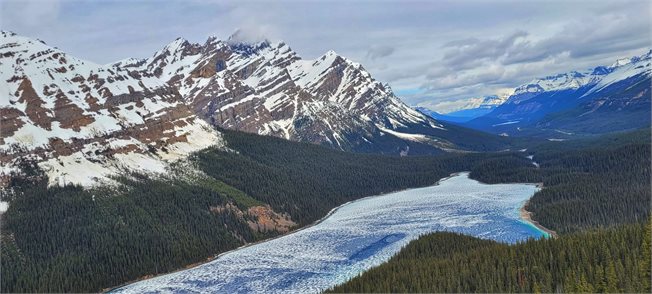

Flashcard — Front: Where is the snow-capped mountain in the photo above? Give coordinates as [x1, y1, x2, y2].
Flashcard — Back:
[451, 94, 511, 112]
[464, 50, 651, 136]
[113, 31, 445, 151]
[105, 31, 509, 153]
[417, 94, 510, 123]
[1, 31, 508, 187]
[0, 31, 222, 187]
[508, 51, 650, 104]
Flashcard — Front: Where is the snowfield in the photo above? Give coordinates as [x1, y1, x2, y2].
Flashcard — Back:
[113, 172, 547, 294]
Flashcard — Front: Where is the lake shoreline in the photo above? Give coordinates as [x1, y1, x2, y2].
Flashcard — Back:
[110, 172, 548, 292]
[107, 172, 462, 293]
[520, 196, 558, 239]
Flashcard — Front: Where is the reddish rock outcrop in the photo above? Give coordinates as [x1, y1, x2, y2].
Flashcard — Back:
[53, 90, 95, 131]
[16, 78, 52, 129]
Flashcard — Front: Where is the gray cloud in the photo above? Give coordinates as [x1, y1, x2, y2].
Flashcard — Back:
[1, 0, 649, 112]
[440, 30, 528, 69]
[1, 0, 62, 27]
[366, 45, 395, 60]
[417, 3, 651, 109]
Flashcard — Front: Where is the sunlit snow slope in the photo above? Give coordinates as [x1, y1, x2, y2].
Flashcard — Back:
[0, 31, 222, 186]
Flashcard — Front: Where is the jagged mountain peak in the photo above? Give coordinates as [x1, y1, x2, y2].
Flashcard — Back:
[165, 37, 191, 50]
[1, 31, 64, 57]
[0, 32, 222, 187]
[323, 49, 338, 57]
[121, 31, 452, 148]
[1, 32, 504, 188]
[226, 29, 273, 55]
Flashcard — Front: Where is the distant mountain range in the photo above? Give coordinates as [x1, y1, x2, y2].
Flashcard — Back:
[419, 50, 651, 138]
[3, 28, 648, 188]
[0, 31, 507, 187]
[416, 94, 510, 123]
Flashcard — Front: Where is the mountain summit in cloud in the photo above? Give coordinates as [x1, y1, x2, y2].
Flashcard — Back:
[226, 28, 271, 46]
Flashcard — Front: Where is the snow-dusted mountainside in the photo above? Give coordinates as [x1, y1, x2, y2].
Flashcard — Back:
[464, 50, 651, 137]
[113, 31, 458, 152]
[0, 31, 508, 187]
[449, 94, 510, 114]
[418, 94, 511, 123]
[415, 107, 472, 123]
[0, 31, 222, 187]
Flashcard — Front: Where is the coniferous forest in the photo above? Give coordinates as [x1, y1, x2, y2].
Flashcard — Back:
[1, 129, 650, 293]
[332, 129, 652, 293]
[330, 223, 651, 293]
[0, 130, 494, 293]
[471, 130, 651, 233]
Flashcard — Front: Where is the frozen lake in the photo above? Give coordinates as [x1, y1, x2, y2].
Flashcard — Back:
[114, 172, 547, 293]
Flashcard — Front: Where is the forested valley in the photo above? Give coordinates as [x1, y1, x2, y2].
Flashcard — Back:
[0, 129, 507, 293]
[471, 129, 650, 233]
[2, 128, 649, 293]
[332, 128, 652, 292]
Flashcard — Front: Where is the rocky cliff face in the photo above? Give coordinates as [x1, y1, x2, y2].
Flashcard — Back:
[116, 32, 442, 150]
[1, 31, 488, 187]
[0, 31, 222, 187]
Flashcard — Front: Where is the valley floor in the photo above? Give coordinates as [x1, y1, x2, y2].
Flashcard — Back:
[1, 129, 649, 293]
[331, 129, 652, 293]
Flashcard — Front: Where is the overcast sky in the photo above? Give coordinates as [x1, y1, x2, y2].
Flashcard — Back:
[2, 0, 650, 113]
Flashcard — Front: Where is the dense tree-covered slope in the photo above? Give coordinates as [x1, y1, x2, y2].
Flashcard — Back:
[2, 127, 648, 293]
[0, 129, 495, 293]
[329, 223, 651, 293]
[471, 129, 651, 233]
[332, 129, 651, 292]
[194, 129, 494, 225]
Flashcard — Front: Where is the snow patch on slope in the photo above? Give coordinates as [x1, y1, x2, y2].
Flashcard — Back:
[0, 31, 226, 187]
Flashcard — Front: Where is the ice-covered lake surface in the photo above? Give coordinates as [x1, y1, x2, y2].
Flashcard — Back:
[114, 172, 547, 294]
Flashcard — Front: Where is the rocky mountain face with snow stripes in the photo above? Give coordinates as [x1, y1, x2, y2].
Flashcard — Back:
[1, 31, 485, 187]
[114, 31, 441, 150]
[0, 31, 223, 187]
